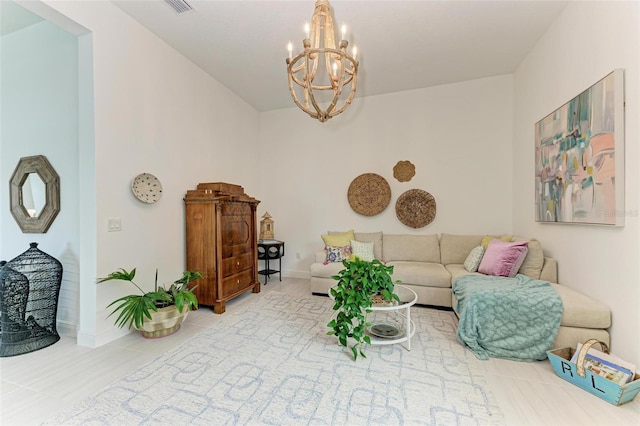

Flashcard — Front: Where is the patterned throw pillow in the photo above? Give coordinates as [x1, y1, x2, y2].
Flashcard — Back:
[464, 245, 485, 272]
[350, 240, 375, 261]
[325, 245, 352, 263]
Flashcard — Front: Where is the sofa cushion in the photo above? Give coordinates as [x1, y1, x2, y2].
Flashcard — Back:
[309, 261, 346, 279]
[512, 236, 545, 279]
[478, 240, 529, 277]
[350, 240, 375, 261]
[540, 257, 558, 283]
[383, 234, 440, 263]
[439, 234, 484, 265]
[446, 264, 482, 282]
[386, 261, 450, 288]
[314, 250, 328, 263]
[551, 283, 611, 329]
[463, 246, 485, 272]
[354, 231, 383, 260]
[322, 230, 355, 247]
[448, 269, 611, 330]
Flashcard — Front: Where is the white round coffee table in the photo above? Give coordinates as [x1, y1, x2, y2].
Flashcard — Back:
[367, 284, 417, 350]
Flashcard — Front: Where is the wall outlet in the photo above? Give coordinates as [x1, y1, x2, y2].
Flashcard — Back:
[107, 218, 121, 232]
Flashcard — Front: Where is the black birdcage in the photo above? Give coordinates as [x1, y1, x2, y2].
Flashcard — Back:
[0, 243, 63, 357]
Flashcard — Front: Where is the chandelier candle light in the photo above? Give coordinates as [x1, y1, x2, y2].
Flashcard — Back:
[286, 0, 359, 123]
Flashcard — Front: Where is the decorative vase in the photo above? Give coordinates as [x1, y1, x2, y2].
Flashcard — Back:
[136, 304, 189, 338]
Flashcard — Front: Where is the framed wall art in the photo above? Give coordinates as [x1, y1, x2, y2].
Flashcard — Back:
[534, 69, 625, 226]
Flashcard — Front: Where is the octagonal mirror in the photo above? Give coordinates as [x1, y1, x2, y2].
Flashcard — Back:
[10, 155, 60, 233]
[22, 173, 46, 217]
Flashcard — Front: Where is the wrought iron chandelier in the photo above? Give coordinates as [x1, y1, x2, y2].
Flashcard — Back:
[286, 0, 359, 123]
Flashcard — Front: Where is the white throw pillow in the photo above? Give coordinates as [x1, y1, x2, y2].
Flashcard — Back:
[350, 240, 375, 261]
[464, 245, 485, 272]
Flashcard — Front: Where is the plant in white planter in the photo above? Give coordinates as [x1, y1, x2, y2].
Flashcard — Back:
[327, 258, 399, 360]
[98, 268, 203, 338]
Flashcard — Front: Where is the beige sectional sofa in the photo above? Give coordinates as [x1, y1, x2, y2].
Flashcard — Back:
[309, 232, 611, 350]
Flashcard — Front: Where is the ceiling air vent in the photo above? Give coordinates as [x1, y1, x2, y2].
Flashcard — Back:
[164, 0, 194, 14]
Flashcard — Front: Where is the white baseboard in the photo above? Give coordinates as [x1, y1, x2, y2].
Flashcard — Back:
[76, 330, 96, 347]
[57, 320, 78, 338]
[77, 327, 131, 348]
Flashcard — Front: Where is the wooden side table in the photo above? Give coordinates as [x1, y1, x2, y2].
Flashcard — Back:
[257, 240, 284, 285]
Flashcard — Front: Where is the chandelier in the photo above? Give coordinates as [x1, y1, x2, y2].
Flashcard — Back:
[286, 0, 359, 123]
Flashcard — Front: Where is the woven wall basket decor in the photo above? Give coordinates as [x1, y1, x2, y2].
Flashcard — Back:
[395, 189, 437, 228]
[393, 160, 416, 182]
[347, 173, 391, 216]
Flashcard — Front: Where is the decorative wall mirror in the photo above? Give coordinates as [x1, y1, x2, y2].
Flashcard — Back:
[9, 155, 60, 233]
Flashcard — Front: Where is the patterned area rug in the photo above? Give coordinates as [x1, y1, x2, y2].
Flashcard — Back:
[45, 292, 504, 425]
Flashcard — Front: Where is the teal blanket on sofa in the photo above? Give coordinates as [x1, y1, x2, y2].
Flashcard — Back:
[452, 274, 563, 361]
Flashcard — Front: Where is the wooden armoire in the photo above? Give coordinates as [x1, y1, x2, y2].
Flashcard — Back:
[184, 183, 260, 314]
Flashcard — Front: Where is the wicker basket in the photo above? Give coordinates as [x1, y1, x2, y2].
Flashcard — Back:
[393, 160, 416, 182]
[395, 189, 437, 228]
[371, 294, 396, 306]
[347, 173, 391, 216]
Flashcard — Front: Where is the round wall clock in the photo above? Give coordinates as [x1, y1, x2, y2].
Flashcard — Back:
[131, 173, 163, 204]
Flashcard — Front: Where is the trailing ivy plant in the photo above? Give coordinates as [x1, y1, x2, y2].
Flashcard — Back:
[327, 257, 399, 360]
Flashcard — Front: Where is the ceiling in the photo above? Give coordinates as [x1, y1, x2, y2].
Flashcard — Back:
[109, 0, 567, 112]
[0, 1, 44, 36]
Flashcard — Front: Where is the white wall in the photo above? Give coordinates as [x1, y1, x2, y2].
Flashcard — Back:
[513, 1, 640, 365]
[9, 0, 636, 365]
[38, 0, 261, 346]
[259, 75, 514, 277]
[0, 19, 80, 336]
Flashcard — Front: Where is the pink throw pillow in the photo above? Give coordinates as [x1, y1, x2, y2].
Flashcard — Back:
[478, 240, 529, 277]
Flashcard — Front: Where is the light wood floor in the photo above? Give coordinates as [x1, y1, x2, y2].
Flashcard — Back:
[1, 278, 638, 425]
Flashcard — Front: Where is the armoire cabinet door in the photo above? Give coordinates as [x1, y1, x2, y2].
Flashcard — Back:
[220, 203, 252, 258]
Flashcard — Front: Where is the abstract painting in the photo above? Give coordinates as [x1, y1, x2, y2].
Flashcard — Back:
[535, 69, 625, 226]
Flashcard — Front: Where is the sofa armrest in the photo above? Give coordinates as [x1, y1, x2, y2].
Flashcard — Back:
[540, 257, 557, 283]
[314, 250, 327, 263]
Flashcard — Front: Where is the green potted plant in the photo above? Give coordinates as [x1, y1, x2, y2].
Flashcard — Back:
[98, 268, 204, 338]
[327, 257, 399, 360]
